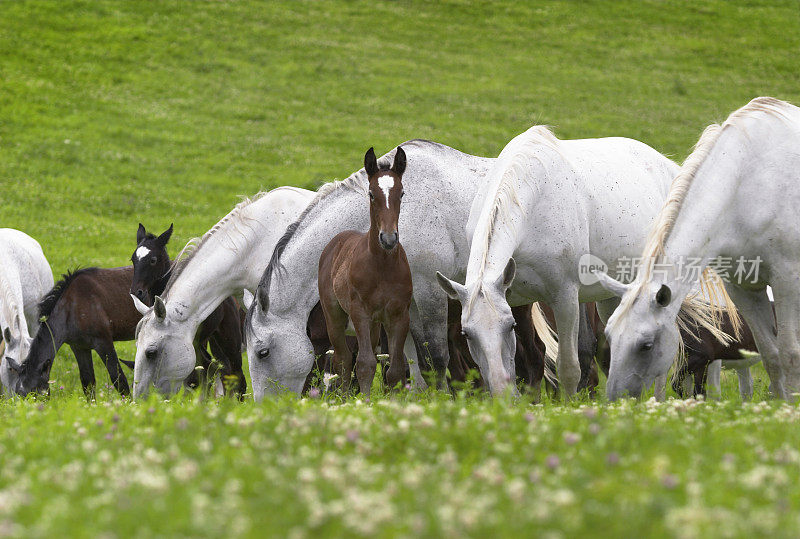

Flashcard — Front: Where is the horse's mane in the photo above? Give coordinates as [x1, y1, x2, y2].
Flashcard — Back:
[615, 97, 796, 339]
[0, 272, 21, 331]
[257, 171, 368, 297]
[466, 125, 561, 315]
[256, 139, 444, 302]
[163, 190, 272, 296]
[38, 268, 99, 319]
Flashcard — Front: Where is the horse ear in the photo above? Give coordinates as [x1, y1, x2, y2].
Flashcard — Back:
[495, 258, 516, 290]
[364, 147, 378, 177]
[137, 223, 146, 244]
[2, 327, 12, 345]
[655, 284, 672, 307]
[157, 224, 173, 247]
[256, 287, 269, 313]
[5, 356, 21, 373]
[595, 271, 632, 298]
[392, 146, 406, 176]
[436, 272, 468, 302]
[242, 289, 254, 310]
[153, 295, 167, 321]
[130, 294, 151, 316]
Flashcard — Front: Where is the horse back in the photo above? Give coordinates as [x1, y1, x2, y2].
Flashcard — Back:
[61, 266, 141, 342]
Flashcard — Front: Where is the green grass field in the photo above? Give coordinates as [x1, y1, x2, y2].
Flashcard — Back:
[2, 0, 800, 536]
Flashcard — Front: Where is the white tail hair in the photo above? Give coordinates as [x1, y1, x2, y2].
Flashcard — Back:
[530, 303, 559, 385]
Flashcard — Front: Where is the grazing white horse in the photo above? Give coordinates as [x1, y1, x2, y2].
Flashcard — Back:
[598, 97, 800, 400]
[131, 187, 313, 397]
[246, 140, 528, 400]
[0, 229, 54, 395]
[436, 126, 679, 396]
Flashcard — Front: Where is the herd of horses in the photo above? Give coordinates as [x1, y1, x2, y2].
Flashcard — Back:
[2, 96, 799, 403]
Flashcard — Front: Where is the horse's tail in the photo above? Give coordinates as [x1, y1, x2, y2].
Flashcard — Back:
[531, 303, 558, 385]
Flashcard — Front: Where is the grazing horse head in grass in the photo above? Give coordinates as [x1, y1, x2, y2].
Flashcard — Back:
[131, 188, 313, 399]
[17, 267, 141, 397]
[0, 229, 54, 396]
[435, 125, 679, 397]
[130, 223, 173, 306]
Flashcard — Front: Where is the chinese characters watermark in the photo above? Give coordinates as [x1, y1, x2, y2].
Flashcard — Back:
[578, 254, 762, 286]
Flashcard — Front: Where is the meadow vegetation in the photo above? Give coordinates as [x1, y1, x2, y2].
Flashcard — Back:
[1, 0, 800, 536]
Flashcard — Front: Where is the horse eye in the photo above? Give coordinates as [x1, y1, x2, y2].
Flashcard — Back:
[640, 341, 654, 352]
[258, 348, 270, 360]
[369, 191, 374, 200]
[401, 191, 405, 198]
[145, 348, 157, 360]
[461, 330, 470, 340]
[150, 257, 158, 266]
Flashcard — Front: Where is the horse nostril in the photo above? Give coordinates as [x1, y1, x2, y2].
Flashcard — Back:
[379, 232, 398, 249]
[136, 289, 144, 299]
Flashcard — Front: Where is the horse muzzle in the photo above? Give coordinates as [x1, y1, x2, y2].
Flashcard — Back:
[606, 372, 646, 401]
[378, 231, 399, 250]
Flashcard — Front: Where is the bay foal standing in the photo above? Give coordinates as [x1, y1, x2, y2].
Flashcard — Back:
[318, 147, 412, 397]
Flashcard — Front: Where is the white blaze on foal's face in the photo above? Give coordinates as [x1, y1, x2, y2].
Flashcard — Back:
[378, 174, 394, 208]
[135, 245, 151, 261]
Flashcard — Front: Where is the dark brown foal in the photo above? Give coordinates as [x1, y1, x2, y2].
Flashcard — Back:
[318, 146, 413, 397]
[16, 268, 140, 397]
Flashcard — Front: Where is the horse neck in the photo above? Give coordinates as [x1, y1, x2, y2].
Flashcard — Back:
[662, 128, 748, 268]
[269, 188, 368, 319]
[164, 202, 285, 325]
[150, 264, 171, 299]
[28, 309, 66, 369]
[165, 239, 251, 326]
[0, 266, 27, 338]
[464, 177, 534, 287]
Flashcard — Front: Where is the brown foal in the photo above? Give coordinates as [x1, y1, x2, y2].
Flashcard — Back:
[318, 147, 412, 397]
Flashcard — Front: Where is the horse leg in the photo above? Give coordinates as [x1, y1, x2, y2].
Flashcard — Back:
[385, 311, 410, 391]
[725, 286, 781, 398]
[209, 334, 246, 400]
[736, 366, 754, 401]
[770, 280, 800, 398]
[320, 296, 352, 393]
[404, 334, 426, 391]
[93, 340, 130, 396]
[70, 345, 95, 399]
[351, 308, 377, 398]
[671, 360, 689, 397]
[366, 320, 381, 393]
[511, 304, 543, 399]
[410, 286, 450, 390]
[208, 299, 246, 398]
[654, 374, 667, 401]
[595, 297, 618, 377]
[706, 360, 722, 399]
[192, 341, 214, 394]
[405, 304, 428, 390]
[686, 353, 707, 397]
[550, 291, 581, 397]
[576, 304, 597, 393]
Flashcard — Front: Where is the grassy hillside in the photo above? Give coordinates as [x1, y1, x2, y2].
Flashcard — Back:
[3, 0, 798, 271]
[1, 1, 799, 535]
